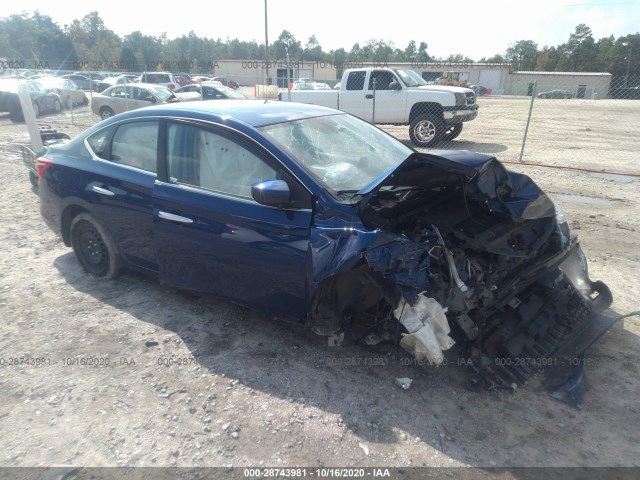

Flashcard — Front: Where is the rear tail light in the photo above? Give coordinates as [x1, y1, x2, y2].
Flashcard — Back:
[36, 156, 53, 179]
[168, 84, 176, 90]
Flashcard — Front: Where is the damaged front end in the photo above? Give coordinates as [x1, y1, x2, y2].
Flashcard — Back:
[308, 150, 613, 402]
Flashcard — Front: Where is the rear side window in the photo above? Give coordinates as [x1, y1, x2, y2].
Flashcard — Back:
[144, 74, 171, 83]
[345, 71, 366, 91]
[86, 124, 117, 159]
[110, 121, 159, 172]
[110, 86, 128, 98]
[85, 121, 159, 172]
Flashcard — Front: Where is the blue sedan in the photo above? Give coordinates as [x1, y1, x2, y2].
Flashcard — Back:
[38, 100, 613, 398]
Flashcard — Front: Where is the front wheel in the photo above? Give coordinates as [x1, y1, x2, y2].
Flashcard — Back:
[409, 114, 444, 148]
[70, 213, 120, 279]
[443, 123, 463, 141]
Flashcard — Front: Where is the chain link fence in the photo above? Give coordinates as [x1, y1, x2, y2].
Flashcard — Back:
[257, 68, 639, 176]
[2, 62, 639, 175]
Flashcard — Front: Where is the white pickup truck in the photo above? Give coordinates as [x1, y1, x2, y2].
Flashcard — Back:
[279, 67, 479, 147]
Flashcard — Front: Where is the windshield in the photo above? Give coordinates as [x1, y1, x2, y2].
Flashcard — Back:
[259, 114, 412, 197]
[217, 86, 246, 98]
[148, 85, 175, 101]
[395, 69, 427, 87]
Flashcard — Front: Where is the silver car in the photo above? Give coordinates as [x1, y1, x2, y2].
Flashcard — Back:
[91, 83, 199, 120]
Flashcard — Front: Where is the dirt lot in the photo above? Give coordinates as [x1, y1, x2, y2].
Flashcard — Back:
[0, 97, 639, 475]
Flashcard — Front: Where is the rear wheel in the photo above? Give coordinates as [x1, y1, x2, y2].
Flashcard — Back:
[443, 123, 463, 141]
[54, 99, 62, 113]
[70, 213, 120, 278]
[100, 107, 114, 120]
[409, 114, 444, 148]
[9, 103, 23, 122]
[29, 171, 39, 188]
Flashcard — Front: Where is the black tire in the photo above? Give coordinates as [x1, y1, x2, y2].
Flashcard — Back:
[409, 114, 444, 148]
[29, 171, 39, 188]
[100, 107, 114, 120]
[54, 98, 62, 113]
[70, 213, 120, 278]
[81, 95, 89, 106]
[443, 123, 463, 141]
[9, 106, 23, 122]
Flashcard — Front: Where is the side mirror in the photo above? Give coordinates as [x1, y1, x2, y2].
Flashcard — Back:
[251, 179, 290, 207]
[389, 81, 402, 91]
[147, 97, 157, 103]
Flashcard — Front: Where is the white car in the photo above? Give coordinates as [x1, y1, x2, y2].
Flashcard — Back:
[137, 72, 180, 90]
[36, 76, 88, 108]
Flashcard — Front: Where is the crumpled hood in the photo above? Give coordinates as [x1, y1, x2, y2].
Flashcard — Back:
[357, 150, 556, 229]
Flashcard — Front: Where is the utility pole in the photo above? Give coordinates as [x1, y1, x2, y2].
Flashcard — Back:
[264, 0, 270, 85]
[624, 42, 632, 88]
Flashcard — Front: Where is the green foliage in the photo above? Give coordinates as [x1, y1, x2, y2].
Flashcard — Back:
[0, 11, 637, 83]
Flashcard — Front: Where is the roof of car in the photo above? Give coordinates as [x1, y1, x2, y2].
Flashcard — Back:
[113, 100, 340, 127]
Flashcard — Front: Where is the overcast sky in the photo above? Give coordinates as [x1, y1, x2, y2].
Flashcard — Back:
[2, 0, 639, 60]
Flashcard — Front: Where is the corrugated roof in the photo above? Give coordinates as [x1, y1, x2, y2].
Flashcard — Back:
[514, 71, 612, 76]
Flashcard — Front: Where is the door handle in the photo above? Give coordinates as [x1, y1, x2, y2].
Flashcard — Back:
[92, 185, 115, 196]
[365, 94, 373, 99]
[158, 211, 194, 224]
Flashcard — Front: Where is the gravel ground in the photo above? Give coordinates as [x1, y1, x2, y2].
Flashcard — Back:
[0, 100, 639, 475]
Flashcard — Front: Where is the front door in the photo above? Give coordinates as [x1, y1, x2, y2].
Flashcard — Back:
[153, 121, 313, 317]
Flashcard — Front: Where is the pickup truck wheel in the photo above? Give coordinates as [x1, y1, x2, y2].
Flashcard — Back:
[443, 124, 463, 141]
[410, 114, 443, 147]
[70, 213, 120, 279]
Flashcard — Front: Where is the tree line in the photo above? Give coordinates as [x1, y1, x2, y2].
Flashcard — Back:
[0, 11, 637, 82]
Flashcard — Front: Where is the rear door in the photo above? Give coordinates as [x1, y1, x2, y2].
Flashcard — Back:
[107, 86, 130, 114]
[153, 120, 313, 317]
[82, 119, 160, 270]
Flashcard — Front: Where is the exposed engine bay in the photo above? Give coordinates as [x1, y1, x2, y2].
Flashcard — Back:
[308, 151, 614, 403]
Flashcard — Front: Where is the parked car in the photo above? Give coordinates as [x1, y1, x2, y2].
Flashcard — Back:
[61, 74, 96, 91]
[175, 83, 247, 100]
[90, 83, 199, 119]
[292, 81, 331, 90]
[74, 71, 105, 81]
[211, 76, 239, 89]
[469, 84, 489, 96]
[36, 76, 88, 107]
[175, 74, 193, 87]
[37, 100, 614, 399]
[138, 72, 180, 90]
[95, 75, 135, 93]
[191, 75, 213, 83]
[283, 67, 479, 147]
[537, 89, 573, 99]
[0, 78, 63, 121]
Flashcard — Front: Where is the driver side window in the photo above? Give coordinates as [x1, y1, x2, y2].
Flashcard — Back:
[167, 123, 275, 198]
[166, 123, 312, 208]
